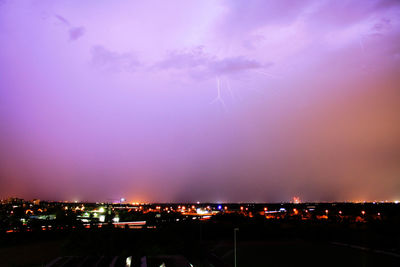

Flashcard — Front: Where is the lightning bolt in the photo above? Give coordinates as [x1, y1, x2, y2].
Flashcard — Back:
[224, 78, 235, 101]
[358, 34, 367, 70]
[210, 77, 227, 111]
[252, 70, 281, 79]
[210, 68, 279, 110]
[359, 35, 365, 54]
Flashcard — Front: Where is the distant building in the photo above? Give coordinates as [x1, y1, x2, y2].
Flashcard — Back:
[6, 197, 24, 204]
[292, 196, 301, 204]
[32, 199, 40, 205]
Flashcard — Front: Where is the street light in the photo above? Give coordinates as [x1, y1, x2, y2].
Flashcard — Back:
[234, 228, 239, 267]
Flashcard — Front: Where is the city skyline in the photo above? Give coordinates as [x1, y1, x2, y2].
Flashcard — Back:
[1, 0, 400, 202]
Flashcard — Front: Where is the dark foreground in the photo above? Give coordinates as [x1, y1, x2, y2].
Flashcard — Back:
[1, 214, 400, 267]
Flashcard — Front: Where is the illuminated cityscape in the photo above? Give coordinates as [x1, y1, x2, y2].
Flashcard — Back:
[2, 198, 398, 233]
[1, 197, 400, 266]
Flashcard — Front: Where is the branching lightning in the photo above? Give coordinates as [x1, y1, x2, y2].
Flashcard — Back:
[358, 34, 367, 70]
[252, 70, 281, 79]
[224, 78, 236, 102]
[210, 69, 280, 111]
[210, 77, 227, 111]
[359, 35, 365, 54]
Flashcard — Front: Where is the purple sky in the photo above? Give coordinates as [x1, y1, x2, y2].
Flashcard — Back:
[1, 0, 400, 202]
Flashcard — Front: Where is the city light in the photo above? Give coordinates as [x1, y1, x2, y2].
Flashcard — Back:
[196, 208, 208, 215]
[126, 256, 132, 267]
[293, 197, 301, 204]
[1, 198, 395, 236]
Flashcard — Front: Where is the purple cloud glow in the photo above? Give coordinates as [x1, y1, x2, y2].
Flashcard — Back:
[157, 47, 269, 79]
[0, 0, 399, 202]
[91, 45, 140, 72]
[69, 26, 85, 41]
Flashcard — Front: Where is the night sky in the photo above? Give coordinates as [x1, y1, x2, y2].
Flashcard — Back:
[0, 0, 400, 202]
